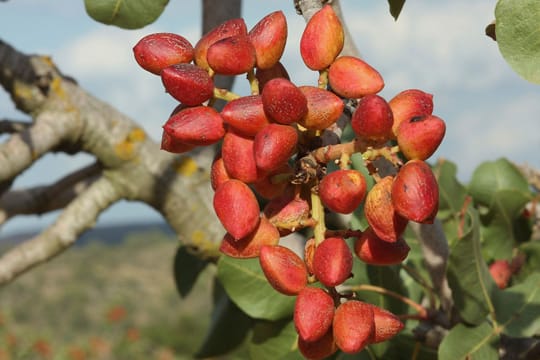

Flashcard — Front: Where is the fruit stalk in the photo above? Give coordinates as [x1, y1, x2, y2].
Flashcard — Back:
[311, 190, 326, 246]
[246, 68, 259, 95]
[213, 87, 241, 101]
[343, 284, 428, 319]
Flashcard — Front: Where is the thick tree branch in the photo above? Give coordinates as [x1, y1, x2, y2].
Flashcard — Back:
[0, 0, 244, 285]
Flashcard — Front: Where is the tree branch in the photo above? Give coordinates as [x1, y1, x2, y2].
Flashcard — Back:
[0, 113, 82, 188]
[0, 162, 101, 224]
[409, 221, 453, 312]
[0, 0, 245, 284]
[0, 118, 31, 134]
[0, 176, 120, 284]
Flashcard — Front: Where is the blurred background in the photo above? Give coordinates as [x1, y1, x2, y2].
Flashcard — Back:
[1, 0, 539, 358]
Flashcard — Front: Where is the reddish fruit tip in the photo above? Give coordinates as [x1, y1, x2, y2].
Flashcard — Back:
[354, 227, 410, 265]
[370, 304, 404, 343]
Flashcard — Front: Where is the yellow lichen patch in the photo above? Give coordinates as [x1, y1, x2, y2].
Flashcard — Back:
[113, 128, 147, 161]
[13, 82, 35, 102]
[175, 157, 198, 177]
[128, 127, 146, 142]
[114, 140, 136, 161]
[191, 230, 209, 247]
[49, 76, 66, 99]
[189, 230, 221, 257]
[40, 55, 55, 67]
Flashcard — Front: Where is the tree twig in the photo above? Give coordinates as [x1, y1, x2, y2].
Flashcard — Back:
[0, 118, 31, 134]
[0, 176, 120, 284]
[409, 221, 453, 312]
[0, 162, 101, 224]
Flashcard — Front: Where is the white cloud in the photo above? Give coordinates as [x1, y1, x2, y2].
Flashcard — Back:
[54, 24, 201, 141]
[442, 92, 540, 178]
[57, 25, 200, 77]
[322, 1, 540, 180]
[338, 1, 506, 94]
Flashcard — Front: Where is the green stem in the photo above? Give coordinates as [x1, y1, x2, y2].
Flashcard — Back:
[213, 88, 241, 102]
[247, 69, 259, 95]
[318, 69, 329, 89]
[311, 191, 326, 246]
[339, 152, 350, 170]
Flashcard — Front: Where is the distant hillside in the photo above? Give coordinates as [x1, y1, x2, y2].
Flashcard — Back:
[0, 227, 251, 359]
[0, 221, 176, 247]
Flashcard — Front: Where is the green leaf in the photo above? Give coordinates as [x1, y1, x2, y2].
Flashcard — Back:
[196, 280, 253, 358]
[434, 159, 470, 243]
[468, 158, 530, 207]
[438, 322, 499, 360]
[493, 272, 540, 337]
[517, 241, 540, 280]
[337, 350, 374, 359]
[363, 331, 438, 360]
[351, 153, 375, 192]
[447, 208, 499, 325]
[84, 0, 169, 29]
[173, 246, 209, 298]
[387, 0, 406, 20]
[434, 159, 468, 221]
[495, 0, 540, 84]
[480, 189, 531, 261]
[249, 319, 303, 360]
[365, 265, 408, 315]
[217, 256, 295, 321]
[347, 245, 408, 315]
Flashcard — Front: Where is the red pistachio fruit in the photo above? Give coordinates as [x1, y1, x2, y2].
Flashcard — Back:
[294, 287, 335, 342]
[259, 245, 308, 295]
[333, 300, 375, 354]
[312, 237, 353, 287]
[328, 56, 384, 98]
[318, 169, 367, 214]
[213, 179, 260, 240]
[300, 5, 344, 71]
[133, 32, 194, 75]
[391, 160, 439, 224]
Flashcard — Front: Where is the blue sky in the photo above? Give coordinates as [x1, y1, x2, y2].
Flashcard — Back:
[1, 0, 539, 235]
